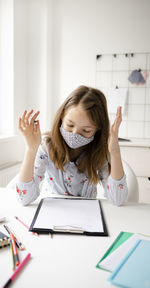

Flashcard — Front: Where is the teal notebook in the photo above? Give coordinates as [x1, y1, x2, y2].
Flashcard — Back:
[96, 231, 133, 269]
[109, 239, 150, 288]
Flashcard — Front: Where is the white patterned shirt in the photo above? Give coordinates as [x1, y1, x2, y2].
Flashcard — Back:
[16, 142, 128, 206]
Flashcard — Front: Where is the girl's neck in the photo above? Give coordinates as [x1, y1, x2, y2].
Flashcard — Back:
[69, 147, 85, 162]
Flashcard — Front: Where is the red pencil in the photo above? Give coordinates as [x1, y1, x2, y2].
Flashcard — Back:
[14, 216, 38, 236]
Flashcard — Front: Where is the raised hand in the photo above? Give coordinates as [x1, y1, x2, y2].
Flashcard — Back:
[108, 106, 122, 155]
[19, 110, 41, 152]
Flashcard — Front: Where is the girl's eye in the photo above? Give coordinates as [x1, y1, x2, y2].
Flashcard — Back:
[67, 124, 74, 128]
[83, 130, 91, 133]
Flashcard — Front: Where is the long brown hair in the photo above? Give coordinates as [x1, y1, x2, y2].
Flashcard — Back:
[45, 85, 110, 184]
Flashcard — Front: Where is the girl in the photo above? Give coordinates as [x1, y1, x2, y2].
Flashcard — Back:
[16, 85, 128, 206]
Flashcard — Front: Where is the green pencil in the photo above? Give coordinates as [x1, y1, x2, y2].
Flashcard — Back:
[10, 240, 15, 270]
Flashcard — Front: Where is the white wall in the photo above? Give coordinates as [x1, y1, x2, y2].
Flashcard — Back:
[0, 0, 25, 166]
[13, 0, 150, 130]
[25, 0, 48, 131]
[1, 0, 150, 166]
[0, 0, 51, 166]
[51, 0, 150, 106]
[14, 0, 51, 133]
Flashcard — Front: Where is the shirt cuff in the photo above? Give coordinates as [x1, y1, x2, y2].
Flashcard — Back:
[108, 173, 126, 184]
[16, 179, 34, 186]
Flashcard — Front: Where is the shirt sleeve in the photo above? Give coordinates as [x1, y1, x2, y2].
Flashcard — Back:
[16, 142, 49, 206]
[99, 162, 128, 206]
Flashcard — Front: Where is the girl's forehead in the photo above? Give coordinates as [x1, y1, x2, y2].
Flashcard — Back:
[63, 105, 96, 127]
[65, 105, 84, 115]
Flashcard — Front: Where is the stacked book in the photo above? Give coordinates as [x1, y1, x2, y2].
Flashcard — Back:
[0, 231, 10, 248]
[96, 231, 150, 288]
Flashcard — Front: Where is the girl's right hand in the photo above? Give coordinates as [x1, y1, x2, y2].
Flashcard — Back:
[19, 110, 42, 152]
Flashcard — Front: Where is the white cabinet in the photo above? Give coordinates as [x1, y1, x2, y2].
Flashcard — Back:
[137, 177, 150, 203]
[120, 140, 150, 203]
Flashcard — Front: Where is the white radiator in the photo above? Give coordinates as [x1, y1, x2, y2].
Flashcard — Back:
[0, 162, 21, 187]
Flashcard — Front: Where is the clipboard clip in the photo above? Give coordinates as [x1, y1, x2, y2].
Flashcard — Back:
[53, 226, 84, 234]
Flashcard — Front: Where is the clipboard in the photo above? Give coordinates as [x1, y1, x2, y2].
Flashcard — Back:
[29, 197, 108, 236]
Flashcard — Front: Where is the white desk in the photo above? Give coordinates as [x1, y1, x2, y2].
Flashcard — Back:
[0, 187, 150, 288]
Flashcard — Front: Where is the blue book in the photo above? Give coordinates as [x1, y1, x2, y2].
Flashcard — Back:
[108, 240, 150, 288]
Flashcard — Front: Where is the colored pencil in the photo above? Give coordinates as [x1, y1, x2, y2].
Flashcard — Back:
[10, 232, 20, 268]
[2, 253, 31, 288]
[3, 225, 25, 250]
[9, 241, 15, 270]
[14, 216, 38, 236]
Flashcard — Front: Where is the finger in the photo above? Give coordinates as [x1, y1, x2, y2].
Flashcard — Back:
[111, 117, 121, 135]
[34, 120, 40, 132]
[116, 106, 122, 116]
[19, 116, 24, 129]
[114, 106, 122, 124]
[30, 111, 40, 124]
[20, 110, 29, 127]
[116, 106, 122, 120]
[26, 109, 34, 122]
[21, 110, 27, 122]
[18, 117, 23, 131]
[18, 117, 26, 133]
[24, 109, 34, 126]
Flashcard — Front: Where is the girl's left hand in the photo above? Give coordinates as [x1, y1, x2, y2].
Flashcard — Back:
[108, 106, 122, 155]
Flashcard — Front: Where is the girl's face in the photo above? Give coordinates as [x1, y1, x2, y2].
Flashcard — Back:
[62, 105, 97, 138]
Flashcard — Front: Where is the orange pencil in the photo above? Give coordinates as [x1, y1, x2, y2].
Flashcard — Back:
[10, 232, 20, 268]
[3, 224, 25, 250]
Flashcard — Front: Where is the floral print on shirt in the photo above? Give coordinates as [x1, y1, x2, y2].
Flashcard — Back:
[40, 153, 48, 160]
[81, 177, 88, 185]
[16, 186, 27, 200]
[38, 175, 44, 181]
[16, 142, 128, 206]
[64, 174, 74, 188]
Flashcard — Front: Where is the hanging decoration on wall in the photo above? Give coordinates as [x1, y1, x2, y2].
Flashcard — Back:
[128, 69, 148, 85]
[95, 52, 150, 139]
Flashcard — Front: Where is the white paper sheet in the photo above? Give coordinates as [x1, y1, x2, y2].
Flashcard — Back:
[105, 88, 128, 115]
[100, 233, 150, 271]
[33, 198, 104, 233]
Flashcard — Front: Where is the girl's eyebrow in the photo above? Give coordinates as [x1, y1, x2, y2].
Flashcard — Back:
[67, 119, 95, 129]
